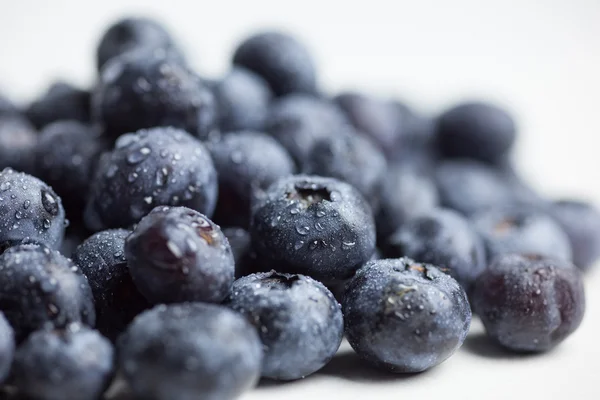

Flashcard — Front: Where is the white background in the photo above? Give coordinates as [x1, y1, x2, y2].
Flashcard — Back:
[1, 1, 599, 399]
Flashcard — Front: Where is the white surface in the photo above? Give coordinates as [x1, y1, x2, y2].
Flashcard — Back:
[1, 1, 600, 399]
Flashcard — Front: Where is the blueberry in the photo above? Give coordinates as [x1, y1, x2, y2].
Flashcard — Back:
[473, 253, 585, 352]
[266, 94, 348, 165]
[223, 227, 254, 278]
[0, 168, 66, 251]
[208, 131, 295, 228]
[0, 312, 15, 384]
[233, 31, 317, 96]
[343, 258, 471, 373]
[334, 92, 434, 161]
[550, 200, 600, 270]
[126, 206, 234, 304]
[12, 323, 114, 400]
[226, 271, 343, 380]
[214, 67, 273, 132]
[73, 229, 149, 341]
[84, 127, 217, 231]
[92, 49, 216, 141]
[250, 175, 376, 281]
[0, 244, 95, 342]
[375, 165, 439, 242]
[302, 130, 387, 208]
[118, 303, 262, 400]
[0, 115, 37, 174]
[382, 208, 486, 292]
[471, 205, 572, 263]
[96, 16, 181, 72]
[0, 92, 19, 116]
[35, 121, 108, 218]
[435, 101, 516, 163]
[26, 82, 91, 129]
[435, 159, 530, 216]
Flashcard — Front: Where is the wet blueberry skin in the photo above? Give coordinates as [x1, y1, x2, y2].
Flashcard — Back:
[118, 303, 263, 400]
[214, 67, 274, 132]
[84, 127, 218, 231]
[96, 16, 181, 72]
[473, 254, 585, 352]
[0, 168, 66, 251]
[12, 324, 115, 400]
[0, 312, 15, 385]
[265, 94, 349, 166]
[35, 121, 108, 218]
[233, 31, 317, 96]
[0, 244, 95, 342]
[471, 205, 572, 263]
[26, 81, 91, 129]
[383, 208, 487, 293]
[126, 206, 235, 304]
[0, 115, 38, 175]
[435, 101, 516, 164]
[550, 200, 600, 270]
[302, 130, 387, 209]
[92, 49, 216, 141]
[343, 258, 471, 373]
[225, 271, 344, 380]
[250, 175, 377, 281]
[73, 229, 149, 341]
[375, 164, 439, 242]
[208, 131, 296, 229]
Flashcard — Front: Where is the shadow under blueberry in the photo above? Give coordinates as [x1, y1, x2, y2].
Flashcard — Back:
[256, 349, 427, 390]
[462, 332, 548, 360]
[316, 350, 429, 383]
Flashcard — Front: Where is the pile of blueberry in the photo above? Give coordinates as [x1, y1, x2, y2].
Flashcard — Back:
[0, 16, 597, 400]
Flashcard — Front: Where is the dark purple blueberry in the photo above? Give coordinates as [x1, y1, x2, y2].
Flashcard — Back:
[250, 175, 376, 281]
[435, 159, 531, 216]
[125, 206, 234, 304]
[208, 131, 295, 228]
[96, 16, 182, 72]
[84, 127, 217, 231]
[375, 164, 439, 242]
[12, 324, 114, 400]
[92, 49, 216, 141]
[302, 130, 387, 208]
[26, 82, 91, 129]
[0, 115, 37, 174]
[383, 208, 486, 292]
[118, 303, 262, 400]
[0, 312, 14, 384]
[435, 101, 516, 163]
[550, 200, 600, 270]
[343, 258, 471, 372]
[0, 168, 66, 251]
[334, 92, 436, 162]
[471, 205, 572, 263]
[334, 92, 401, 156]
[0, 244, 95, 342]
[226, 271, 343, 380]
[35, 121, 108, 218]
[73, 229, 148, 341]
[266, 94, 349, 165]
[233, 31, 317, 96]
[473, 253, 585, 352]
[214, 67, 273, 132]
